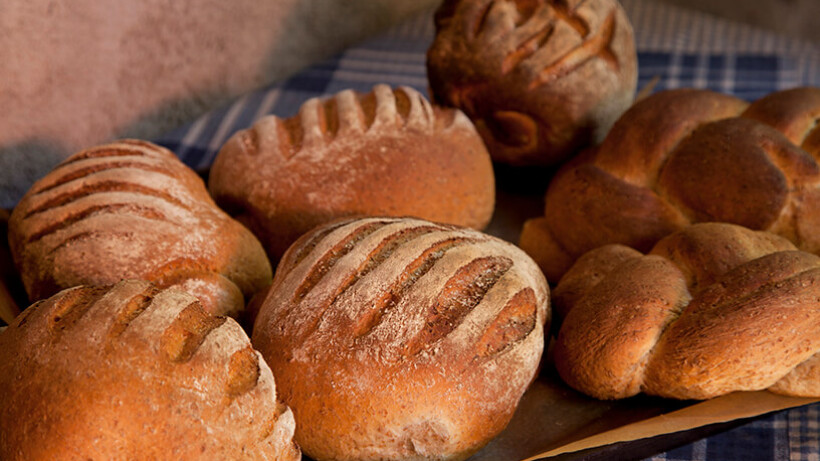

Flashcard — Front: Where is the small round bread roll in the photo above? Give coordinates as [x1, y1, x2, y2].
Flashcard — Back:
[209, 84, 495, 261]
[0, 280, 300, 461]
[427, 0, 637, 166]
[252, 217, 549, 461]
[8, 139, 271, 318]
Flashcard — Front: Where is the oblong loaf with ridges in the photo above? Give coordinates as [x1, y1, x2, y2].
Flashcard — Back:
[554, 223, 820, 400]
[252, 217, 549, 461]
[208, 84, 496, 261]
[8, 139, 272, 318]
[0, 280, 299, 461]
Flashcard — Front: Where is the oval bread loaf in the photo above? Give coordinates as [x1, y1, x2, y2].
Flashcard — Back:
[427, 0, 637, 166]
[8, 140, 272, 318]
[521, 87, 820, 281]
[208, 84, 496, 261]
[0, 280, 300, 461]
[554, 223, 820, 400]
[252, 217, 549, 461]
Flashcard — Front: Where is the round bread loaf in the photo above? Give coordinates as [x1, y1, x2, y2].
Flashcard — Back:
[427, 0, 637, 166]
[554, 223, 820, 400]
[521, 87, 820, 282]
[0, 280, 300, 460]
[208, 84, 496, 262]
[8, 139, 271, 318]
[252, 217, 549, 461]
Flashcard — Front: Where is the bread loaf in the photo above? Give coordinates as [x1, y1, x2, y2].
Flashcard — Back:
[521, 87, 820, 281]
[0, 280, 300, 460]
[427, 0, 637, 166]
[252, 217, 549, 461]
[554, 223, 820, 400]
[8, 139, 272, 318]
[0, 209, 20, 324]
[208, 84, 495, 261]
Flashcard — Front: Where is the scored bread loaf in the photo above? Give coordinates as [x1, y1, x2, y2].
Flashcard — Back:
[0, 280, 300, 460]
[208, 84, 495, 262]
[427, 0, 637, 166]
[554, 223, 820, 400]
[521, 87, 820, 282]
[8, 139, 272, 318]
[252, 217, 549, 461]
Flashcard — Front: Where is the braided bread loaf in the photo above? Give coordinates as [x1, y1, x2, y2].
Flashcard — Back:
[209, 84, 495, 261]
[554, 223, 820, 400]
[427, 0, 637, 166]
[8, 140, 271, 318]
[520, 87, 820, 282]
[252, 217, 549, 461]
[0, 280, 299, 460]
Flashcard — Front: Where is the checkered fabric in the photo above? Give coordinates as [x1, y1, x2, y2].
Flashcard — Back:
[151, 1, 820, 460]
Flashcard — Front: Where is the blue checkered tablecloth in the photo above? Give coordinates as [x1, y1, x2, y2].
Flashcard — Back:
[147, 1, 820, 460]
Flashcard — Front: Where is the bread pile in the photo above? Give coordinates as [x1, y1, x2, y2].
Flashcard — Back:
[6, 0, 820, 457]
[520, 87, 820, 281]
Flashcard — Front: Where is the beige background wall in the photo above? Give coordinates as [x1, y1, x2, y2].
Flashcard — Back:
[0, 0, 438, 205]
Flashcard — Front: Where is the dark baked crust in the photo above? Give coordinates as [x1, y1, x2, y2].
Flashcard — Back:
[427, 0, 637, 165]
[252, 217, 549, 461]
[553, 223, 820, 400]
[520, 87, 820, 282]
[208, 85, 496, 262]
[8, 140, 272, 318]
[0, 280, 300, 460]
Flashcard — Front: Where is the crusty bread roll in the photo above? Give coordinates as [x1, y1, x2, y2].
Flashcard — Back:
[0, 209, 20, 324]
[427, 0, 637, 166]
[252, 217, 549, 461]
[0, 280, 300, 460]
[521, 87, 820, 282]
[208, 84, 495, 262]
[554, 223, 820, 400]
[8, 139, 271, 318]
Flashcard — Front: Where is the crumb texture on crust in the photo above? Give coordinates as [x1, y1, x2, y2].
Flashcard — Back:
[524, 87, 820, 282]
[553, 223, 820, 400]
[252, 217, 549, 461]
[427, 0, 638, 166]
[0, 280, 300, 461]
[8, 139, 272, 318]
[208, 84, 495, 262]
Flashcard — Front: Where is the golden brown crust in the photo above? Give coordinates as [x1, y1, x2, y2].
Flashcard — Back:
[525, 87, 820, 281]
[553, 223, 820, 400]
[208, 85, 496, 262]
[8, 140, 272, 318]
[252, 217, 549, 461]
[427, 0, 637, 166]
[0, 281, 300, 461]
